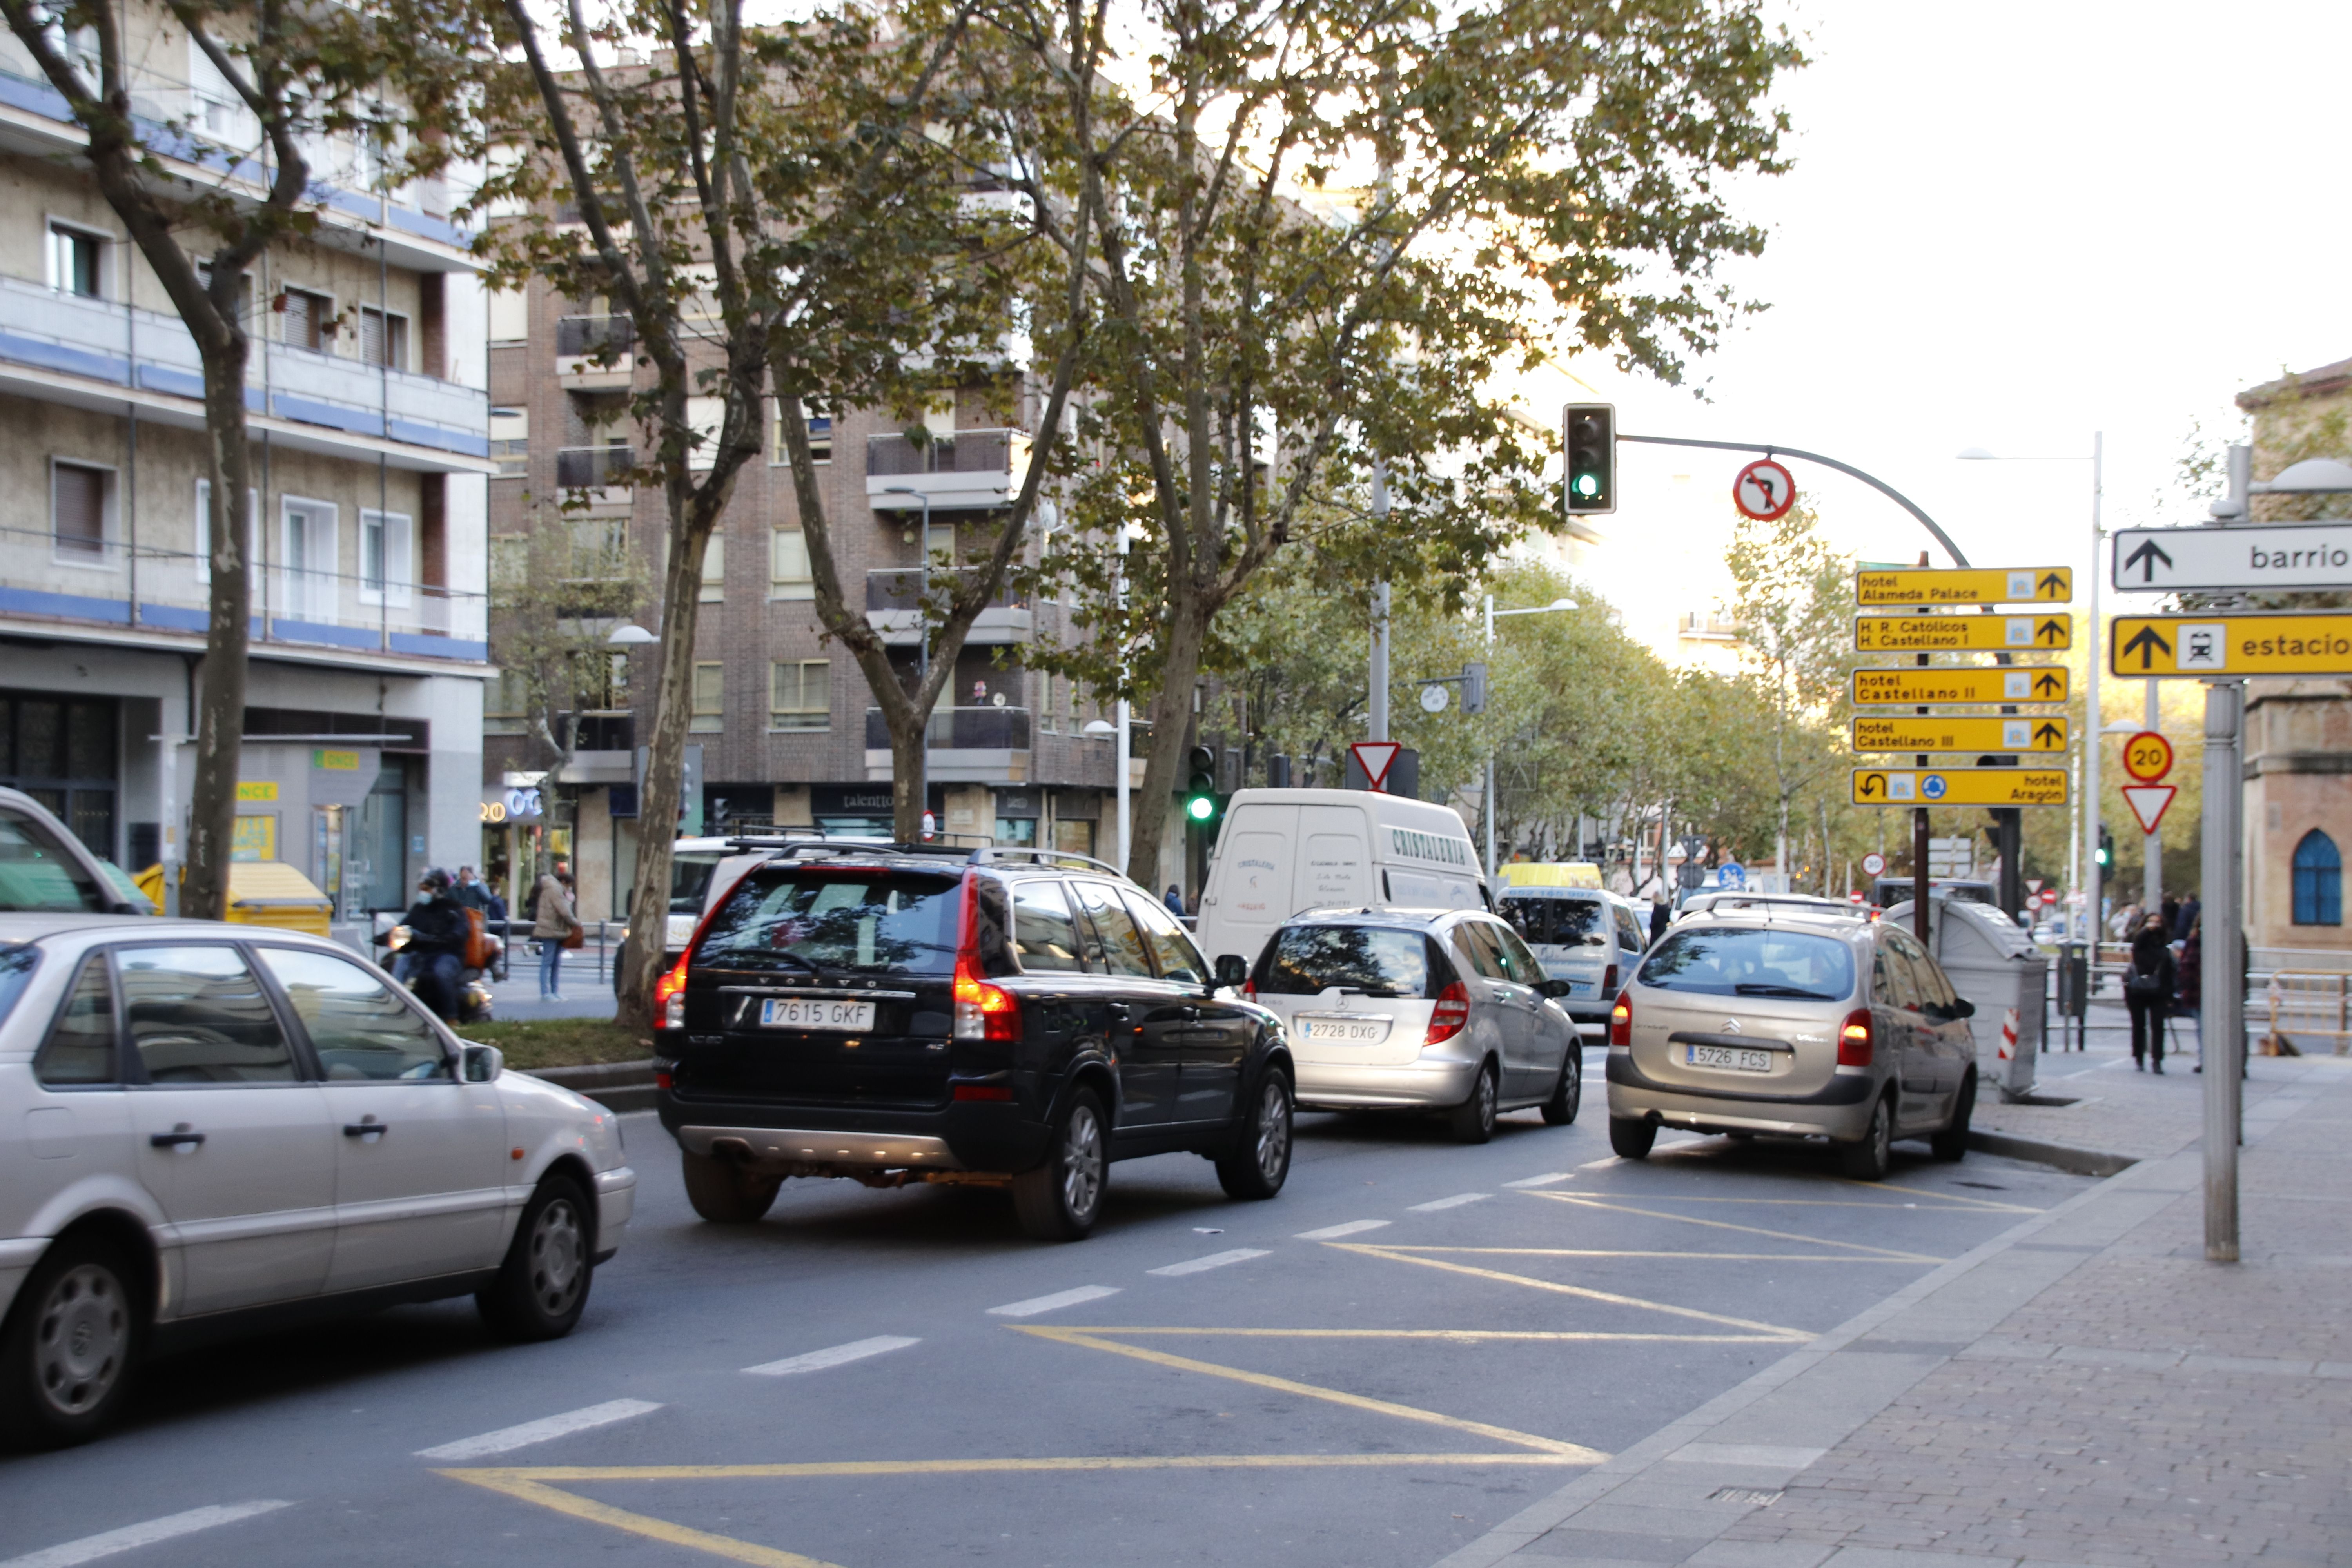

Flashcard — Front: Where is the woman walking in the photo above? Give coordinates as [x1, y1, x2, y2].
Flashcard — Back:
[532, 867, 581, 1002]
[2124, 913, 2175, 1072]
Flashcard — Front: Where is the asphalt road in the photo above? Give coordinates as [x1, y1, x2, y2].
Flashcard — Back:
[0, 1051, 2097, 1568]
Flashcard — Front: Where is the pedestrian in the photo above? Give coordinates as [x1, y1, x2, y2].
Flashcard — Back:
[1649, 895, 1671, 947]
[2160, 891, 2180, 936]
[2124, 914, 2174, 1073]
[1163, 884, 1184, 916]
[533, 867, 581, 1002]
[2174, 891, 2199, 940]
[483, 883, 510, 981]
[2177, 917, 2202, 1072]
[452, 866, 491, 912]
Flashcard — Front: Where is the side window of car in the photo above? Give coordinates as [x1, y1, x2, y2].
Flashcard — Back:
[256, 947, 447, 1080]
[1489, 920, 1544, 985]
[0, 806, 109, 913]
[1615, 905, 1646, 953]
[36, 953, 118, 1087]
[1071, 881, 1155, 979]
[1124, 889, 1208, 984]
[1451, 920, 1506, 981]
[1870, 941, 1920, 1013]
[117, 944, 297, 1083]
[1009, 880, 1088, 973]
[1887, 932, 1955, 1011]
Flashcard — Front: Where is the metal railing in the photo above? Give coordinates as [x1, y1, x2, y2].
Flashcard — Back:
[555, 445, 635, 487]
[864, 566, 1024, 613]
[555, 315, 635, 359]
[864, 705, 1031, 750]
[865, 428, 1021, 477]
[2261, 971, 2352, 1055]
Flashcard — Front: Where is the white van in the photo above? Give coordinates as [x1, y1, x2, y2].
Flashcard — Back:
[1194, 788, 1488, 970]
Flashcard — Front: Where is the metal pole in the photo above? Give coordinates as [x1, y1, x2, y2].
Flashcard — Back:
[1115, 527, 1131, 870]
[1483, 593, 1496, 878]
[2143, 677, 2163, 914]
[1369, 575, 1390, 743]
[2081, 432, 2104, 942]
[2202, 678, 2243, 1261]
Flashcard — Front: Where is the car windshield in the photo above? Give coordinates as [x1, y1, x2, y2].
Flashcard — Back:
[0, 944, 37, 1026]
[1638, 926, 1856, 1001]
[1259, 925, 1433, 997]
[0, 807, 107, 913]
[1502, 895, 1603, 946]
[695, 870, 961, 975]
[670, 852, 723, 917]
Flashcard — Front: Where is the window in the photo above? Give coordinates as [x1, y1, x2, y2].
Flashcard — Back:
[118, 944, 296, 1083]
[47, 222, 102, 297]
[699, 535, 724, 603]
[1636, 927, 1857, 1002]
[280, 287, 330, 351]
[691, 661, 724, 733]
[0, 806, 107, 912]
[2293, 829, 2342, 926]
[1488, 920, 1544, 984]
[1259, 926, 1437, 997]
[1009, 880, 1085, 973]
[358, 306, 407, 370]
[51, 461, 107, 562]
[1500, 895, 1604, 947]
[770, 528, 814, 599]
[1071, 880, 1154, 978]
[487, 287, 529, 343]
[1870, 942, 1920, 1011]
[36, 954, 114, 1087]
[769, 659, 828, 731]
[769, 400, 831, 465]
[686, 395, 724, 471]
[279, 498, 338, 621]
[699, 869, 962, 976]
[360, 510, 413, 606]
[1125, 890, 1209, 983]
[485, 669, 528, 736]
[490, 408, 528, 475]
[1040, 672, 1058, 733]
[1452, 920, 1507, 981]
[258, 947, 446, 1080]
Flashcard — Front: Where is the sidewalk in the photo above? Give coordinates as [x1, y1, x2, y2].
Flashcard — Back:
[1436, 1042, 2352, 1568]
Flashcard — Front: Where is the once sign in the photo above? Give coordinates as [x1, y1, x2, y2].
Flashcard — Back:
[2110, 612, 2352, 677]
[1852, 716, 2068, 753]
[2111, 522, 2352, 593]
[1855, 566, 2070, 605]
[1851, 768, 2069, 807]
[1852, 666, 2068, 705]
[1855, 614, 2071, 653]
[1733, 459, 1797, 522]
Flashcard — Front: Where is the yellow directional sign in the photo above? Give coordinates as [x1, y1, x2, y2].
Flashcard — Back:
[1855, 613, 2072, 653]
[1851, 768, 2070, 808]
[1855, 566, 2072, 606]
[1853, 716, 2070, 753]
[1853, 666, 2070, 705]
[2110, 612, 2352, 678]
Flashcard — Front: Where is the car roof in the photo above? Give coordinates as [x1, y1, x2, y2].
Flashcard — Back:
[0, 914, 346, 946]
[1282, 906, 1475, 929]
[727, 840, 1147, 890]
[1663, 911, 1871, 942]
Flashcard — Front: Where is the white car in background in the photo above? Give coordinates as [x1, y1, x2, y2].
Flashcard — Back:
[0, 917, 635, 1449]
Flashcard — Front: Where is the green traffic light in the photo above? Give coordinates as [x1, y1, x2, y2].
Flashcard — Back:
[1187, 795, 1216, 822]
[1572, 472, 1600, 498]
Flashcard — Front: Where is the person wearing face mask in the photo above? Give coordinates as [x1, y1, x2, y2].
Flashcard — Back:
[377, 867, 471, 1022]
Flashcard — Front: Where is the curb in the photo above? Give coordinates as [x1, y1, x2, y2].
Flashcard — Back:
[521, 1058, 658, 1113]
[1965, 1127, 2137, 1177]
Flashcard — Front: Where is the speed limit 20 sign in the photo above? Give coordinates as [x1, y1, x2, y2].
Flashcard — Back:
[2122, 731, 2173, 782]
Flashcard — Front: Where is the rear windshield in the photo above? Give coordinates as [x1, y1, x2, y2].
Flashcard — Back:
[670, 853, 722, 917]
[695, 870, 961, 976]
[0, 944, 37, 1027]
[1257, 925, 1437, 997]
[1637, 927, 1857, 1002]
[1501, 895, 1604, 945]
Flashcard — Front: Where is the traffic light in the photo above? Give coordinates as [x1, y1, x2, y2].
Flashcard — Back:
[1461, 661, 1487, 715]
[2096, 826, 2114, 884]
[1185, 745, 1219, 825]
[1564, 402, 1616, 516]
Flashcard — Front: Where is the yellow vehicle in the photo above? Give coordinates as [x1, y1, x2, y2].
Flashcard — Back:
[132, 860, 335, 938]
[1496, 862, 1604, 891]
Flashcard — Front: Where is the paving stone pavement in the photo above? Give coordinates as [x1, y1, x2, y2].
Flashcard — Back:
[1434, 1050, 2352, 1568]
[1971, 1008, 2242, 1164]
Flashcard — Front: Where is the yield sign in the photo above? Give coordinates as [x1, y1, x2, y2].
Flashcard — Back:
[2121, 784, 2177, 835]
[1350, 741, 1402, 792]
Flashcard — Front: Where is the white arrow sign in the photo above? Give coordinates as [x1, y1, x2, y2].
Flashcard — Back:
[2112, 522, 2352, 592]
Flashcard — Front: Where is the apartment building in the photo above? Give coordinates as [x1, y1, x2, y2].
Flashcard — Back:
[0, 20, 492, 913]
[484, 279, 1127, 920]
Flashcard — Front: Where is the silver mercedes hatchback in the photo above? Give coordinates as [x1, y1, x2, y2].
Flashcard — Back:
[1602, 913, 1978, 1180]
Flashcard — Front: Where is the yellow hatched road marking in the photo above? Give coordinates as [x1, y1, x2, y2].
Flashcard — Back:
[1014, 1325, 1608, 1460]
[1372, 1246, 1940, 1265]
[1524, 1192, 1946, 1262]
[1559, 1190, 2042, 1216]
[437, 1471, 836, 1568]
[1844, 1180, 2043, 1213]
[1053, 1325, 1795, 1343]
[1328, 1243, 1813, 1339]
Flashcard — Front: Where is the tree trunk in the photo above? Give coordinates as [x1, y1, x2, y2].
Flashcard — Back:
[181, 353, 256, 920]
[1127, 596, 1213, 890]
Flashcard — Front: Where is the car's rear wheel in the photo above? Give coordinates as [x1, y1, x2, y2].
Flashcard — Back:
[1448, 1062, 1498, 1144]
[1930, 1071, 1976, 1162]
[478, 1173, 594, 1341]
[1540, 1047, 1582, 1126]
[681, 1148, 782, 1224]
[1608, 1116, 1657, 1160]
[1014, 1087, 1108, 1241]
[1840, 1094, 1895, 1181]
[0, 1235, 141, 1450]
[1216, 1072, 1294, 1200]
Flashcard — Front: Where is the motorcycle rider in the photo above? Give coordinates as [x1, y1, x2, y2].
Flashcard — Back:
[377, 867, 471, 1022]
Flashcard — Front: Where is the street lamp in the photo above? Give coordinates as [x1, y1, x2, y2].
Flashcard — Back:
[1481, 593, 1579, 878]
[606, 621, 657, 645]
[1958, 435, 2105, 938]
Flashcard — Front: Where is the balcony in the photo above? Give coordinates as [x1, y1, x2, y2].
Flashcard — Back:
[864, 706, 1031, 782]
[863, 567, 1032, 644]
[555, 445, 635, 491]
[866, 429, 1031, 512]
[555, 315, 634, 388]
[0, 525, 488, 668]
[0, 272, 489, 472]
[1678, 612, 1740, 642]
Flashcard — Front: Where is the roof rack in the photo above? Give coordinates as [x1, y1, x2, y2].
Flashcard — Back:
[969, 846, 1131, 879]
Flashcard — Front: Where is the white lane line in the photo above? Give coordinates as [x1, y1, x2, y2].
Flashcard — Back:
[1503, 1172, 1574, 1189]
[986, 1285, 1121, 1318]
[415, 1398, 664, 1460]
[1407, 1193, 1490, 1212]
[1147, 1248, 1271, 1278]
[1296, 1219, 1390, 1240]
[0, 1502, 293, 1568]
[1579, 1155, 1623, 1169]
[742, 1335, 921, 1377]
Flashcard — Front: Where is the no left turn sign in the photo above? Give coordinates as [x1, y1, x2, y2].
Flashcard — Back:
[1734, 459, 1797, 522]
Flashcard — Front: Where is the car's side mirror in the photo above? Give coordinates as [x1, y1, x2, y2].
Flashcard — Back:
[1944, 997, 1976, 1020]
[1214, 953, 1250, 989]
[461, 1043, 504, 1082]
[1536, 978, 1575, 1000]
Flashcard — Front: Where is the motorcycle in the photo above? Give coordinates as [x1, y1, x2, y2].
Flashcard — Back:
[377, 918, 495, 1024]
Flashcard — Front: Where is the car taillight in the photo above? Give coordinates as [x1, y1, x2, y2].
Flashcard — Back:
[1425, 980, 1470, 1045]
[1602, 962, 1618, 996]
[954, 871, 1022, 1042]
[1608, 990, 1632, 1046]
[1838, 1007, 1873, 1066]
[653, 948, 690, 1029]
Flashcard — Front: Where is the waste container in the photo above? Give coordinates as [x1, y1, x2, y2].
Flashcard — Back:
[1885, 897, 2048, 1101]
[134, 861, 334, 937]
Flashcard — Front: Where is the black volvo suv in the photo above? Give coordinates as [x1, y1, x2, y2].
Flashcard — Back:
[652, 842, 1296, 1240]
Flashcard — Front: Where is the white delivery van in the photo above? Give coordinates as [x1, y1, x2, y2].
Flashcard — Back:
[1194, 788, 1489, 970]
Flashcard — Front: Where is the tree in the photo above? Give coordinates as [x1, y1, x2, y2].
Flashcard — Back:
[1, 0, 474, 916]
[1726, 506, 1853, 888]
[1002, 0, 1801, 889]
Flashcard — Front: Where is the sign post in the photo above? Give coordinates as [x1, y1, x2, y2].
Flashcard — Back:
[1852, 716, 2069, 753]
[2111, 521, 2352, 592]
[1855, 613, 2073, 653]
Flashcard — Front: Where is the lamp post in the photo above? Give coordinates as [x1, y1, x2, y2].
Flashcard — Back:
[1482, 593, 1577, 879]
[883, 486, 935, 834]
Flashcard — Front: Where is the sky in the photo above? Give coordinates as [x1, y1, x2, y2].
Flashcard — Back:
[1545, 0, 2352, 662]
